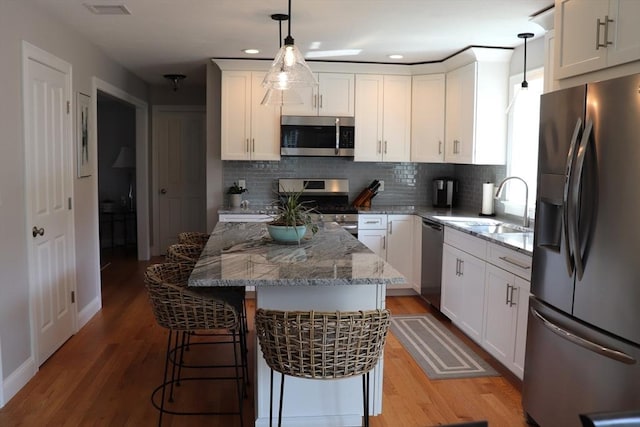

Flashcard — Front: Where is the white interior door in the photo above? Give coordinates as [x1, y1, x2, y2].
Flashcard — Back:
[155, 107, 206, 253]
[23, 43, 76, 365]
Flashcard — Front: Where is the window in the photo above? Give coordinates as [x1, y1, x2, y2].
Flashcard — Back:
[503, 68, 544, 220]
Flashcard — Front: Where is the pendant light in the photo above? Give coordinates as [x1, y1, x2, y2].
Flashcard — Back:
[262, 0, 317, 91]
[163, 74, 186, 91]
[261, 13, 304, 105]
[519, 32, 534, 89]
[505, 32, 534, 114]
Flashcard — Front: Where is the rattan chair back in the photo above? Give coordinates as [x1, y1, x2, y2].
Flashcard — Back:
[144, 263, 239, 331]
[178, 231, 210, 247]
[166, 243, 202, 264]
[255, 309, 391, 380]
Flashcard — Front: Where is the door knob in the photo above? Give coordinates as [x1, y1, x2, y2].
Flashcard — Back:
[160, 188, 167, 194]
[32, 226, 45, 238]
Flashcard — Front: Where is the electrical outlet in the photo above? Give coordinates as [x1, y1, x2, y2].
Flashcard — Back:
[378, 180, 384, 192]
[238, 179, 246, 189]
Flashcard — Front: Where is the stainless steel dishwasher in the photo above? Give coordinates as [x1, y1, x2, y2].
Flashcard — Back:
[421, 218, 444, 310]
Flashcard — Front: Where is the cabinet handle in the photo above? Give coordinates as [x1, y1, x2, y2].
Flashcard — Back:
[377, 140, 381, 154]
[319, 94, 323, 109]
[498, 255, 531, 270]
[455, 259, 459, 276]
[246, 138, 250, 153]
[459, 259, 464, 276]
[382, 235, 386, 250]
[509, 285, 517, 307]
[313, 94, 317, 108]
[384, 141, 388, 154]
[365, 220, 379, 224]
[438, 140, 442, 154]
[505, 283, 511, 305]
[252, 138, 255, 152]
[388, 221, 393, 235]
[596, 16, 614, 49]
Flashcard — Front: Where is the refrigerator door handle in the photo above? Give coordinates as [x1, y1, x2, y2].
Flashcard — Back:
[531, 307, 636, 365]
[571, 119, 593, 281]
[563, 118, 582, 277]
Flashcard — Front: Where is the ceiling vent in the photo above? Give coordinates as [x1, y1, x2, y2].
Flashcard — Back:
[84, 4, 131, 15]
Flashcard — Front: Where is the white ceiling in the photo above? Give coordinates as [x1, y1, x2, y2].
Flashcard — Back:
[32, 0, 553, 86]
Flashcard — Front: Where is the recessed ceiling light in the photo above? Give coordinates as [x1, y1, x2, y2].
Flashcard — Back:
[388, 54, 404, 60]
[309, 41, 322, 50]
[84, 3, 131, 15]
[243, 49, 260, 55]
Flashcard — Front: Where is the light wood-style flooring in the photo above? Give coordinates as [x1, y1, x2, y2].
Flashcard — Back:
[0, 252, 528, 426]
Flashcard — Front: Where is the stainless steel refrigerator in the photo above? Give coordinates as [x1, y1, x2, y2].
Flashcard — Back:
[523, 73, 640, 426]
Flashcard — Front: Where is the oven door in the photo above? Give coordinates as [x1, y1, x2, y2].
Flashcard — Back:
[281, 116, 354, 156]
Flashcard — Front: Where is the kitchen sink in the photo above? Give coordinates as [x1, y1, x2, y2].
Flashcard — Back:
[466, 223, 531, 234]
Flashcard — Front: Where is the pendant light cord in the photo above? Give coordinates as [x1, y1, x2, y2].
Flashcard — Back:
[287, 0, 292, 38]
[523, 37, 528, 88]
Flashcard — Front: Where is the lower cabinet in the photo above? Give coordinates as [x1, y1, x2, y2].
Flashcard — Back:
[358, 214, 415, 290]
[441, 227, 532, 379]
[441, 242, 486, 343]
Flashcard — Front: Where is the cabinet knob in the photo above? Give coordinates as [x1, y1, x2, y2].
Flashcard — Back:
[160, 188, 167, 194]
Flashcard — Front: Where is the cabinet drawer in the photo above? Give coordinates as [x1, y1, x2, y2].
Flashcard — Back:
[358, 214, 387, 230]
[486, 242, 532, 280]
[444, 227, 486, 259]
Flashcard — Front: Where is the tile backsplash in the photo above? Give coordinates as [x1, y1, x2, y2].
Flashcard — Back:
[222, 157, 505, 212]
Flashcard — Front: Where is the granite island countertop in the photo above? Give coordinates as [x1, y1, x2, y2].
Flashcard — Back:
[189, 221, 406, 288]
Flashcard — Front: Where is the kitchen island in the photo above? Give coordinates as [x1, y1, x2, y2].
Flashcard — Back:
[189, 221, 405, 427]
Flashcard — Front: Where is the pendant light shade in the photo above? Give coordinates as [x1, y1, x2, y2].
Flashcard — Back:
[261, 86, 304, 105]
[262, 0, 317, 91]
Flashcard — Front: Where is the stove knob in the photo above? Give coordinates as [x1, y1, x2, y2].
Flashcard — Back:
[341, 214, 346, 222]
[334, 214, 340, 222]
[319, 214, 324, 221]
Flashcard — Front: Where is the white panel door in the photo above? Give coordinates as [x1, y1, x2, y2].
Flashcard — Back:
[411, 74, 445, 163]
[354, 74, 383, 161]
[381, 75, 411, 162]
[386, 215, 414, 288]
[250, 73, 281, 161]
[24, 44, 76, 365]
[156, 108, 206, 253]
[221, 71, 251, 160]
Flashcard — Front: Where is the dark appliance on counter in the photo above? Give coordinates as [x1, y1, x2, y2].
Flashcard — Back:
[432, 178, 457, 208]
[280, 116, 355, 157]
[277, 178, 358, 236]
[523, 73, 640, 427]
[420, 218, 444, 310]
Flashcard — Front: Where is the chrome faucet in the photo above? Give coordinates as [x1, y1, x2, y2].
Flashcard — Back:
[494, 176, 530, 228]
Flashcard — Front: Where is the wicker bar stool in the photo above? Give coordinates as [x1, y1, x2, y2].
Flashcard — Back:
[144, 262, 246, 427]
[166, 243, 250, 336]
[254, 309, 391, 427]
[178, 231, 210, 247]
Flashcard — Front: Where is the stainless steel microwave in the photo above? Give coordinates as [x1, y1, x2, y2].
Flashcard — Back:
[281, 116, 355, 157]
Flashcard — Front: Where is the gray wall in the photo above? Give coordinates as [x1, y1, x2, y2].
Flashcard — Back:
[0, 0, 147, 390]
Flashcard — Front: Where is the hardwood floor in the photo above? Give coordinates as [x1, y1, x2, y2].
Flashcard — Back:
[0, 253, 528, 426]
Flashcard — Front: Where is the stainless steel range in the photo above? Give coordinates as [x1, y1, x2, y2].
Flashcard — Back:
[277, 178, 358, 236]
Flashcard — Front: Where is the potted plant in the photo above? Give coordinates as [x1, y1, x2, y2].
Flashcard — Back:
[227, 182, 247, 208]
[267, 187, 318, 244]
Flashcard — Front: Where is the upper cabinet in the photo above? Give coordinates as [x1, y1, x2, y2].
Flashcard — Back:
[281, 73, 355, 117]
[445, 57, 509, 165]
[354, 74, 411, 162]
[411, 74, 446, 163]
[221, 71, 281, 161]
[554, 0, 640, 79]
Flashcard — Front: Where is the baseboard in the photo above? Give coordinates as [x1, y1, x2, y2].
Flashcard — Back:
[386, 288, 419, 296]
[77, 295, 102, 329]
[2, 356, 37, 407]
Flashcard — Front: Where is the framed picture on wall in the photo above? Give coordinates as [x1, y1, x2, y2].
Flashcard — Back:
[77, 92, 92, 178]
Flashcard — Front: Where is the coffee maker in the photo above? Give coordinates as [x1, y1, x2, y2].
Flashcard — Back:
[432, 178, 457, 208]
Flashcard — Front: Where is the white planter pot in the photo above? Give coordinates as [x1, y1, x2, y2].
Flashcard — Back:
[229, 193, 242, 208]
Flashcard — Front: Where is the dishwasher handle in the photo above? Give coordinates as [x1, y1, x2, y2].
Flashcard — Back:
[422, 219, 443, 231]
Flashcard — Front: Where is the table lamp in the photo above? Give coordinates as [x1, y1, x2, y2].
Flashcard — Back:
[112, 146, 135, 211]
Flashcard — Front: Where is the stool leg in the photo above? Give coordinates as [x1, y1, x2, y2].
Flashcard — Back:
[269, 369, 274, 427]
[168, 331, 181, 402]
[278, 373, 285, 427]
[158, 331, 173, 426]
[362, 372, 370, 427]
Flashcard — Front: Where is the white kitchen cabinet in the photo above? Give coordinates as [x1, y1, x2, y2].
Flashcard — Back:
[441, 228, 487, 343]
[386, 214, 415, 289]
[411, 74, 445, 163]
[554, 0, 640, 79]
[281, 73, 355, 117]
[358, 214, 388, 259]
[354, 74, 411, 162]
[444, 59, 509, 165]
[482, 242, 532, 379]
[358, 214, 414, 290]
[221, 71, 280, 161]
